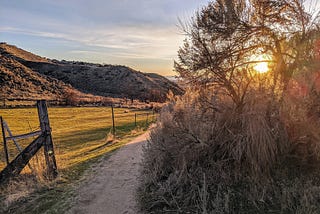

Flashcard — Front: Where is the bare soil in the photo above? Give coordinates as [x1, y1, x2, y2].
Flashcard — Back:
[68, 132, 149, 214]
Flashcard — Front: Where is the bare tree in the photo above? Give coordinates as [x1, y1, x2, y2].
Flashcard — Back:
[175, 0, 320, 110]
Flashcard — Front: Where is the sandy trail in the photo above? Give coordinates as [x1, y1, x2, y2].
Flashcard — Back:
[68, 132, 149, 214]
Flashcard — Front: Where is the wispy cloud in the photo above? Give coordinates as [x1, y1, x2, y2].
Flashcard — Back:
[0, 27, 69, 40]
[0, 25, 183, 60]
[0, 0, 209, 75]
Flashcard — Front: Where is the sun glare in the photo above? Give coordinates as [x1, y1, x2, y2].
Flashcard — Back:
[254, 61, 269, 73]
[251, 55, 271, 74]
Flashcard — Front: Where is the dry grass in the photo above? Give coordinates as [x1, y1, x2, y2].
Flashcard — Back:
[139, 81, 320, 213]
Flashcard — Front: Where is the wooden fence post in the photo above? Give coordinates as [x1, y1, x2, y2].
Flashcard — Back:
[37, 100, 58, 180]
[0, 116, 9, 165]
[111, 105, 115, 135]
[134, 113, 137, 127]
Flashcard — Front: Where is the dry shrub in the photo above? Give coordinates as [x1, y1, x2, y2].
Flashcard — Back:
[282, 71, 320, 164]
[0, 177, 38, 212]
[139, 86, 320, 213]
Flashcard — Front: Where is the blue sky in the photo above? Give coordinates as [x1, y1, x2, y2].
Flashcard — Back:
[0, 0, 319, 76]
[0, 0, 210, 75]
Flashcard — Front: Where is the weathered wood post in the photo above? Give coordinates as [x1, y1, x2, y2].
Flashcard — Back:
[134, 113, 137, 127]
[0, 116, 9, 165]
[37, 100, 58, 180]
[111, 105, 115, 135]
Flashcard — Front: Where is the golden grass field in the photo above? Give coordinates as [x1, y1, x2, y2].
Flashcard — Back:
[0, 107, 153, 174]
[0, 106, 153, 213]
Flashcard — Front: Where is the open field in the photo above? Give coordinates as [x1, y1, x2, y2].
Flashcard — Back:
[0, 106, 154, 213]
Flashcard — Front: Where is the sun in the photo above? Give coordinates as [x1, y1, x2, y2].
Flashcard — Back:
[254, 61, 269, 73]
[251, 54, 271, 74]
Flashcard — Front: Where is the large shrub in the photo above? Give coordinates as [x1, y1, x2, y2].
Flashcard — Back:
[139, 0, 320, 213]
[139, 87, 320, 213]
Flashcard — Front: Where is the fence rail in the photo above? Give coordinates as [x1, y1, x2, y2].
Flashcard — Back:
[5, 130, 42, 141]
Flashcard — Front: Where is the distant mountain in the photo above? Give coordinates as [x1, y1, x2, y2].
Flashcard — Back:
[0, 43, 184, 102]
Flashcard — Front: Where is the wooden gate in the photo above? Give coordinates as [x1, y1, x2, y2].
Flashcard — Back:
[0, 100, 58, 184]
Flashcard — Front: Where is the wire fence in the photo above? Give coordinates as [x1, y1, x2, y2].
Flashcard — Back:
[110, 105, 156, 135]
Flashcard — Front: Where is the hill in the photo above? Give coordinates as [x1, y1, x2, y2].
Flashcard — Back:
[0, 42, 49, 63]
[0, 43, 183, 102]
[0, 43, 113, 107]
[0, 50, 71, 103]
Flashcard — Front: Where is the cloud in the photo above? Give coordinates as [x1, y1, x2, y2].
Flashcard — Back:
[0, 0, 210, 75]
[0, 27, 68, 40]
[0, 25, 183, 60]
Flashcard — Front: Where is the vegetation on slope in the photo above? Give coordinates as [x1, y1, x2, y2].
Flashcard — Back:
[0, 53, 71, 101]
[0, 42, 49, 63]
[0, 46, 110, 106]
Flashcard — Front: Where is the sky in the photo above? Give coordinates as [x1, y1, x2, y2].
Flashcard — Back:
[0, 0, 210, 76]
[0, 1, 319, 76]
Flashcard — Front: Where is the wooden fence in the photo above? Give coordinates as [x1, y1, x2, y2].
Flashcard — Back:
[0, 100, 58, 184]
[0, 102, 156, 184]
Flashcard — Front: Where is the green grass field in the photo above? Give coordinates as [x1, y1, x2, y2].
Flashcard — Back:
[0, 106, 154, 213]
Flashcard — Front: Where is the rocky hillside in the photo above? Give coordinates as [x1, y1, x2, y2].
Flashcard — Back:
[0, 43, 183, 102]
[0, 51, 71, 102]
[0, 43, 108, 106]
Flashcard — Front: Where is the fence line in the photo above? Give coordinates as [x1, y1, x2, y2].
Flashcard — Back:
[110, 109, 156, 135]
[0, 103, 156, 184]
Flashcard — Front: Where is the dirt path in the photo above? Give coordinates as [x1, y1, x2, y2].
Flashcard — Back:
[68, 132, 149, 214]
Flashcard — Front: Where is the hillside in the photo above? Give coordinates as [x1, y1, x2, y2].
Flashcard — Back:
[0, 43, 183, 102]
[0, 44, 108, 106]
[0, 42, 49, 63]
[0, 51, 71, 102]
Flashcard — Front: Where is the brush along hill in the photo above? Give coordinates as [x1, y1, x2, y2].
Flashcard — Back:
[0, 46, 80, 102]
[0, 43, 183, 102]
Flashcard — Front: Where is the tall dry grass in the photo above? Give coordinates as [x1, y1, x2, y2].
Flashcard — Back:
[139, 73, 320, 213]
